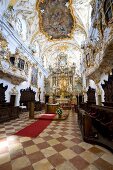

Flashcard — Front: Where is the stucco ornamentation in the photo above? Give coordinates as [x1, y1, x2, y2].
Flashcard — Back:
[9, 86, 18, 95]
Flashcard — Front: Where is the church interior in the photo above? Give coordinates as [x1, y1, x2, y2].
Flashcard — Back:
[0, 0, 113, 169]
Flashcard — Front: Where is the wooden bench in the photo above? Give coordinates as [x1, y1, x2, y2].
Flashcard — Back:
[78, 104, 113, 152]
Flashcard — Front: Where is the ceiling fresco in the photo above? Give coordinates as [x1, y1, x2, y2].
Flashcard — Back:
[37, 0, 75, 40]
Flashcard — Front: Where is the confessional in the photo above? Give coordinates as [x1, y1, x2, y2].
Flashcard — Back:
[0, 83, 19, 122]
[20, 87, 44, 111]
[78, 85, 113, 152]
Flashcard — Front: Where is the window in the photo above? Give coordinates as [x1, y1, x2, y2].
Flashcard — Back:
[25, 62, 28, 71]
[86, 54, 90, 67]
[104, 0, 113, 23]
[18, 58, 25, 70]
[91, 8, 95, 19]
[10, 57, 15, 65]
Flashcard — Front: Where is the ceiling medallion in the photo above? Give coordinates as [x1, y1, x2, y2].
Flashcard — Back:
[36, 0, 75, 40]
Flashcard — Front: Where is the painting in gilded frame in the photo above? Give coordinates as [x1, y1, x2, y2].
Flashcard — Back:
[31, 67, 38, 87]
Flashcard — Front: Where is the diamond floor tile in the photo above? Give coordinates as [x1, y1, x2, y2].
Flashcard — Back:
[70, 155, 89, 170]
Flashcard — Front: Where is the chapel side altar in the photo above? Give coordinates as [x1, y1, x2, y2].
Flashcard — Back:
[45, 103, 59, 114]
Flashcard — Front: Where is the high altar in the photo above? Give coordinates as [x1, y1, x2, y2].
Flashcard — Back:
[45, 53, 78, 104]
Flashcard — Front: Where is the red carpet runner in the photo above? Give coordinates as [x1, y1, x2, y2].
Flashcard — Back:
[15, 114, 56, 138]
[35, 113, 56, 120]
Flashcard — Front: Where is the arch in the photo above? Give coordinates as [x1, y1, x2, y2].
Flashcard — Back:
[41, 42, 82, 70]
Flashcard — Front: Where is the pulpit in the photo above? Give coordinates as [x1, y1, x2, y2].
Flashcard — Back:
[45, 103, 59, 114]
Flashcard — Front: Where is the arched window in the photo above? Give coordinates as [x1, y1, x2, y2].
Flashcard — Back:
[104, 0, 113, 23]
[86, 53, 90, 67]
[10, 56, 15, 65]
[18, 58, 25, 70]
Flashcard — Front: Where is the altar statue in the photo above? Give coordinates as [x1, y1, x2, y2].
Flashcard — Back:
[60, 91, 65, 99]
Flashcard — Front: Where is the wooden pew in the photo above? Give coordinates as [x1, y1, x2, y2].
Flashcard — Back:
[78, 104, 113, 152]
[0, 83, 19, 122]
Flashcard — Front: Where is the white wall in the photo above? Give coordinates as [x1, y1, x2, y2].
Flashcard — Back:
[0, 68, 45, 106]
[0, 78, 30, 106]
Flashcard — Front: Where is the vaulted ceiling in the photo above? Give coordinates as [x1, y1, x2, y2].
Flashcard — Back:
[5, 0, 92, 73]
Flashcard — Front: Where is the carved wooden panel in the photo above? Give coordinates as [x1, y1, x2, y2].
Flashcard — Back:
[0, 83, 8, 104]
[101, 69, 113, 105]
[87, 86, 96, 104]
[20, 87, 36, 106]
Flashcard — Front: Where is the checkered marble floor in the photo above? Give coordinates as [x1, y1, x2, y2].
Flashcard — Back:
[0, 111, 113, 170]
